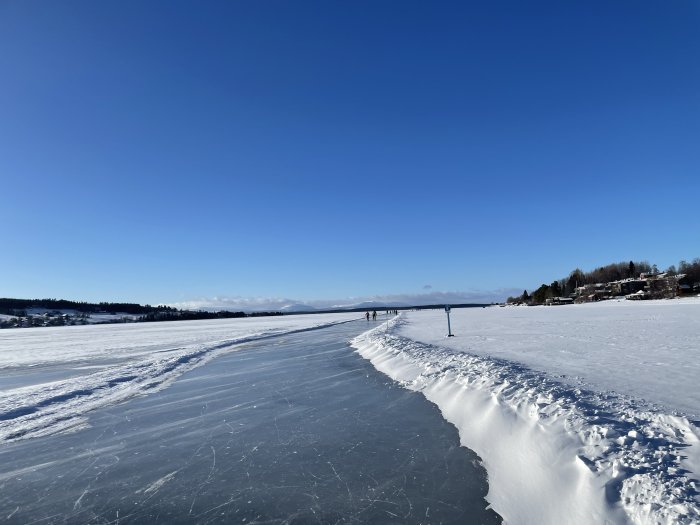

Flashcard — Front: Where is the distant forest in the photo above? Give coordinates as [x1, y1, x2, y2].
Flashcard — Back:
[0, 298, 171, 315]
[140, 310, 282, 322]
[509, 258, 700, 305]
[0, 298, 281, 321]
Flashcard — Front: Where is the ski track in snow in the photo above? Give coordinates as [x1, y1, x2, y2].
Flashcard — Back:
[352, 313, 700, 525]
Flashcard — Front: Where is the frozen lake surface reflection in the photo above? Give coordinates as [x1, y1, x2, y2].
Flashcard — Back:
[0, 320, 499, 524]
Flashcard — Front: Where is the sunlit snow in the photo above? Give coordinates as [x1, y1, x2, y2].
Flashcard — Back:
[352, 299, 700, 525]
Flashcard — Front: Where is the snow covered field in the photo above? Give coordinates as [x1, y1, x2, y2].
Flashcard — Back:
[0, 313, 358, 443]
[352, 299, 700, 525]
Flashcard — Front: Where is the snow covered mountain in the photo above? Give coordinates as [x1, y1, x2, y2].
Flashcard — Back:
[329, 300, 410, 310]
[280, 304, 317, 313]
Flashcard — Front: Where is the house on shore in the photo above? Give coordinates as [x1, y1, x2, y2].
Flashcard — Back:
[545, 297, 574, 306]
[610, 279, 646, 296]
[575, 274, 688, 302]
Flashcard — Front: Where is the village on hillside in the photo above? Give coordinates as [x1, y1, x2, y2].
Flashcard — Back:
[506, 259, 700, 306]
[512, 272, 699, 306]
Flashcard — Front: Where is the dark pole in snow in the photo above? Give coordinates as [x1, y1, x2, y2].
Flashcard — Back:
[445, 305, 454, 337]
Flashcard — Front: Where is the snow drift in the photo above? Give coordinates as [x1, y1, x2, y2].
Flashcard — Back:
[352, 304, 700, 525]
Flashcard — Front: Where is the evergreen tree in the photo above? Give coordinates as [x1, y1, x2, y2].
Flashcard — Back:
[550, 281, 561, 297]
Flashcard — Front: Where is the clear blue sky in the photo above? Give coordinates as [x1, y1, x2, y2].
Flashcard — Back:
[1, 1, 698, 306]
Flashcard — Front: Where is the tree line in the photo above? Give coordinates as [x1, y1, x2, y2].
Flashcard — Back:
[0, 298, 174, 316]
[0, 297, 283, 323]
[508, 257, 700, 305]
[140, 310, 282, 322]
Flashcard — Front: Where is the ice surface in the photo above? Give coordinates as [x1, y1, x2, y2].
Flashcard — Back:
[4, 300, 699, 524]
[0, 321, 499, 524]
[352, 300, 700, 525]
[0, 313, 358, 443]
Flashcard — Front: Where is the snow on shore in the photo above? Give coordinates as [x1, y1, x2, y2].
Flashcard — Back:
[352, 300, 700, 525]
[0, 313, 358, 443]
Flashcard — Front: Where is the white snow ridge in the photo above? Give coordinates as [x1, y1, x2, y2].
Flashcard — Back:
[352, 314, 700, 525]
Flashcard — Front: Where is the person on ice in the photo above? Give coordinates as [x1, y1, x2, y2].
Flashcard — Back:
[365, 311, 370, 321]
[372, 310, 377, 321]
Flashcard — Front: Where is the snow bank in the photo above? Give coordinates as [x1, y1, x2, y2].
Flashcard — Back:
[0, 313, 358, 443]
[351, 304, 700, 525]
[399, 299, 700, 415]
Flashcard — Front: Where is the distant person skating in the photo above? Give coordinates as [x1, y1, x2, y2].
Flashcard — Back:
[365, 311, 370, 321]
[372, 310, 377, 321]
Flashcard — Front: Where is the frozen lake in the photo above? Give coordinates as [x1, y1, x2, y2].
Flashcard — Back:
[0, 320, 499, 524]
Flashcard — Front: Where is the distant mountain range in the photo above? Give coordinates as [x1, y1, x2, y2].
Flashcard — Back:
[328, 300, 410, 310]
[279, 300, 411, 313]
[279, 304, 317, 313]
